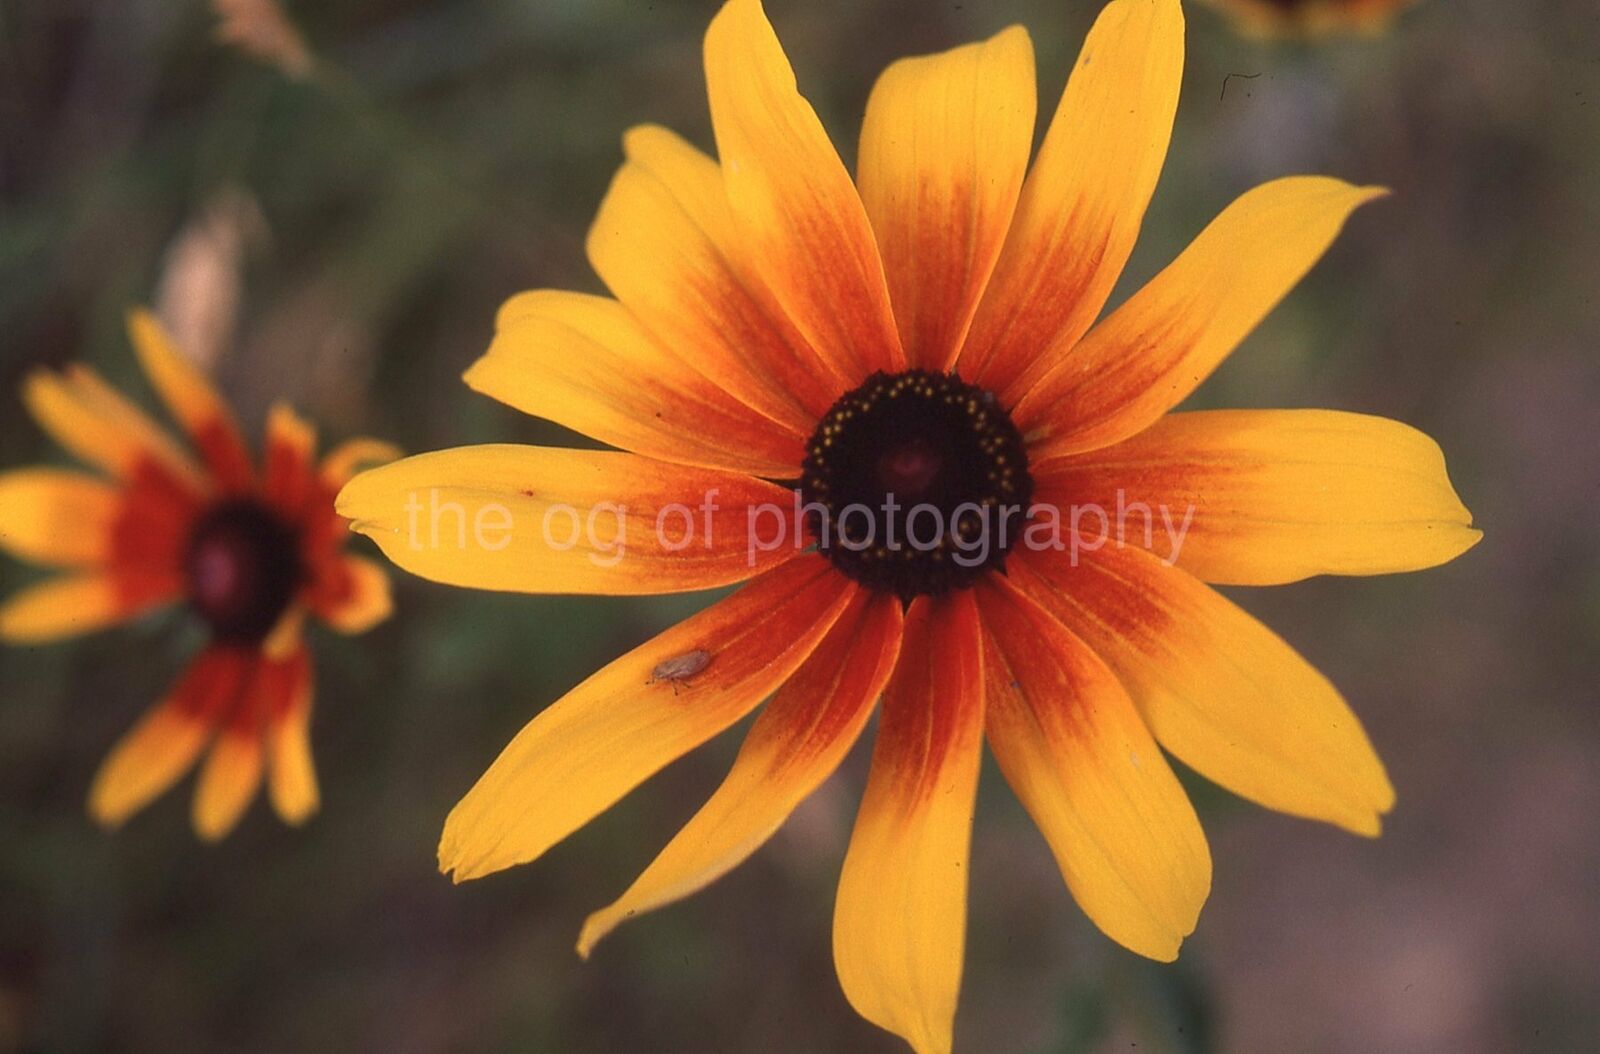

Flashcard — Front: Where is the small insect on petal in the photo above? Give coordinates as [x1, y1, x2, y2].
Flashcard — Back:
[648, 649, 712, 695]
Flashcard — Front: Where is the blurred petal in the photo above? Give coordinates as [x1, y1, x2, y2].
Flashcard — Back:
[0, 571, 179, 643]
[22, 366, 205, 493]
[213, 0, 315, 78]
[1033, 409, 1481, 584]
[338, 445, 802, 596]
[470, 290, 804, 477]
[1015, 178, 1388, 457]
[857, 26, 1035, 369]
[109, 463, 202, 577]
[834, 592, 983, 1054]
[260, 604, 304, 662]
[192, 653, 277, 840]
[0, 469, 121, 567]
[976, 574, 1209, 960]
[578, 590, 903, 957]
[588, 125, 832, 427]
[1205, 0, 1416, 38]
[705, 0, 904, 383]
[318, 438, 402, 490]
[959, 0, 1185, 396]
[193, 727, 263, 841]
[127, 307, 254, 490]
[439, 555, 856, 882]
[88, 647, 250, 827]
[265, 648, 318, 826]
[1016, 545, 1394, 835]
[262, 402, 317, 516]
[307, 555, 392, 634]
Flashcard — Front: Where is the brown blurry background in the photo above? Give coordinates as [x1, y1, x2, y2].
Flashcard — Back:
[1, 0, 1596, 1051]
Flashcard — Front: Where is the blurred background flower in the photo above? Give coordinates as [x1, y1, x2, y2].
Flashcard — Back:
[0, 0, 1595, 1051]
[1197, 0, 1420, 39]
[0, 309, 396, 842]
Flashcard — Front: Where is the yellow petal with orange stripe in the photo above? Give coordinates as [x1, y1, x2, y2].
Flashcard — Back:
[578, 589, 903, 957]
[89, 648, 249, 827]
[1032, 409, 1481, 584]
[319, 437, 403, 490]
[1016, 178, 1389, 458]
[439, 556, 855, 883]
[22, 365, 204, 493]
[193, 729, 264, 841]
[265, 649, 318, 826]
[0, 469, 120, 567]
[263, 402, 318, 515]
[704, 0, 904, 384]
[1016, 546, 1395, 836]
[960, 0, 1185, 397]
[0, 571, 178, 643]
[977, 574, 1210, 961]
[338, 445, 802, 596]
[833, 592, 984, 1054]
[588, 125, 829, 428]
[310, 555, 392, 634]
[857, 25, 1035, 370]
[126, 307, 254, 489]
[469, 290, 805, 477]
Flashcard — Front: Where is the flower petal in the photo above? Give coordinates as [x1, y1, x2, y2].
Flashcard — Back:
[264, 647, 318, 826]
[1015, 178, 1389, 457]
[587, 124, 833, 427]
[833, 592, 983, 1054]
[192, 653, 278, 841]
[577, 589, 903, 957]
[438, 555, 856, 882]
[318, 437, 402, 491]
[976, 573, 1209, 961]
[1033, 409, 1481, 584]
[958, 0, 1185, 397]
[0, 469, 121, 567]
[469, 290, 805, 477]
[0, 570, 180, 643]
[22, 365, 205, 493]
[107, 462, 202, 578]
[1016, 544, 1394, 836]
[193, 728, 263, 841]
[306, 554, 392, 634]
[1206, 0, 1415, 38]
[704, 0, 904, 383]
[857, 26, 1035, 370]
[338, 445, 802, 596]
[88, 647, 250, 827]
[126, 307, 254, 491]
[262, 402, 318, 517]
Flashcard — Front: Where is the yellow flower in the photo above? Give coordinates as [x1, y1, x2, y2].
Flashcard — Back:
[0, 309, 397, 840]
[339, 1, 1477, 1049]
[1201, 0, 1420, 38]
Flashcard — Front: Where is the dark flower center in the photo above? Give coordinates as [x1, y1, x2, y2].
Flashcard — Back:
[799, 369, 1034, 600]
[184, 499, 303, 643]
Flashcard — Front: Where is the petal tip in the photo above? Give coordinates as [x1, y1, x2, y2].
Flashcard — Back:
[276, 799, 319, 827]
[574, 917, 606, 961]
[1351, 183, 1393, 210]
[86, 791, 129, 830]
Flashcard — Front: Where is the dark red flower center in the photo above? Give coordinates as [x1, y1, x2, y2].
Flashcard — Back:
[184, 499, 303, 643]
[799, 369, 1034, 600]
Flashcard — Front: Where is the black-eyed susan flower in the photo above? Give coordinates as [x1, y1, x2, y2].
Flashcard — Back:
[338, 0, 1477, 1049]
[0, 309, 396, 840]
[1201, 0, 1419, 37]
